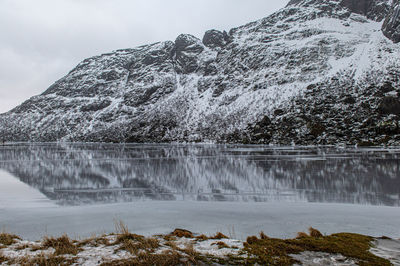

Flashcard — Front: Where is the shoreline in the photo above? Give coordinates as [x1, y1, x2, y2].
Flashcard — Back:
[1, 226, 400, 265]
[2, 141, 400, 148]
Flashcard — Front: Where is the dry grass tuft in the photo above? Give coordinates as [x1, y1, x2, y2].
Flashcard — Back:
[13, 252, 76, 266]
[0, 233, 20, 246]
[212, 241, 230, 249]
[296, 232, 309, 239]
[95, 236, 111, 246]
[165, 240, 178, 250]
[195, 234, 208, 241]
[115, 220, 130, 236]
[30, 244, 43, 252]
[309, 227, 323, 238]
[246, 236, 259, 245]
[42, 235, 80, 255]
[14, 243, 31, 251]
[78, 235, 111, 247]
[117, 236, 159, 255]
[170, 229, 194, 238]
[114, 221, 146, 245]
[162, 234, 176, 242]
[113, 220, 160, 255]
[180, 243, 198, 264]
[145, 238, 160, 249]
[210, 232, 229, 239]
[260, 231, 269, 240]
[115, 233, 145, 244]
[101, 250, 182, 266]
[0, 251, 8, 264]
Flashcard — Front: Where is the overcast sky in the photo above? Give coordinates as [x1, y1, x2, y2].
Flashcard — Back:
[0, 0, 287, 113]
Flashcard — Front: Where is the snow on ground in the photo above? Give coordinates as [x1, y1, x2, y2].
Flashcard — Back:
[0, 234, 244, 265]
[0, 233, 399, 265]
[291, 251, 358, 265]
[370, 238, 400, 265]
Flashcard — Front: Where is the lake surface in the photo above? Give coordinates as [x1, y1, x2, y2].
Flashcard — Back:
[0, 143, 399, 240]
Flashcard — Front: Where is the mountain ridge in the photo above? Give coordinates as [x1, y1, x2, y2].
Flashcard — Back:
[1, 0, 399, 145]
[286, 0, 391, 22]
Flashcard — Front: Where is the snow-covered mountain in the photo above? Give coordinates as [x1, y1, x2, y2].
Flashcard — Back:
[1, 0, 399, 145]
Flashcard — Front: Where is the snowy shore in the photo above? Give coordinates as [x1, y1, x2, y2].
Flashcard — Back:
[1, 227, 399, 265]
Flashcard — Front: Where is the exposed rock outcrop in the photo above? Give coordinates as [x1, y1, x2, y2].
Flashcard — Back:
[202, 30, 230, 48]
[174, 34, 204, 73]
[382, 1, 400, 43]
[340, 0, 390, 21]
[287, 0, 390, 21]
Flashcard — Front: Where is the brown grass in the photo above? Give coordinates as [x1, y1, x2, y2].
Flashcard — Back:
[42, 235, 80, 255]
[212, 241, 230, 249]
[168, 230, 227, 241]
[0, 232, 20, 246]
[163, 240, 204, 264]
[164, 240, 178, 250]
[114, 222, 147, 244]
[115, 220, 130, 236]
[246, 235, 259, 244]
[113, 220, 160, 255]
[30, 244, 44, 252]
[195, 234, 208, 241]
[14, 243, 31, 251]
[0, 251, 8, 264]
[117, 237, 159, 255]
[296, 232, 309, 239]
[115, 232, 145, 244]
[162, 234, 176, 242]
[78, 235, 111, 247]
[180, 243, 200, 264]
[309, 227, 323, 238]
[170, 229, 194, 238]
[164, 237, 207, 264]
[260, 231, 269, 240]
[244, 232, 391, 265]
[10, 252, 76, 266]
[210, 232, 229, 239]
[101, 250, 182, 266]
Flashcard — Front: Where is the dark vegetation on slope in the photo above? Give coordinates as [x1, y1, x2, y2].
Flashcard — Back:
[231, 72, 400, 145]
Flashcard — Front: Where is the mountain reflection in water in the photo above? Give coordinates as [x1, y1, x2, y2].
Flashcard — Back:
[0, 143, 399, 206]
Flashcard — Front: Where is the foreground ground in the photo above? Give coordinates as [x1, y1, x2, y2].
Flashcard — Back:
[0, 224, 399, 265]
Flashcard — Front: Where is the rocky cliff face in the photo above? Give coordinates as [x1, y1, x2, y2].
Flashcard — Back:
[382, 0, 400, 42]
[0, 0, 399, 145]
[287, 0, 390, 21]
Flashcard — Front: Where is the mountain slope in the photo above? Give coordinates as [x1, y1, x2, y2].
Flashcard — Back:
[1, 0, 399, 145]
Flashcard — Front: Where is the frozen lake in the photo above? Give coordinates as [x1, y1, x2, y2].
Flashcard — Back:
[0, 143, 399, 240]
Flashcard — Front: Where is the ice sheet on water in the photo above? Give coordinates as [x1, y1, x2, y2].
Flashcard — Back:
[0, 143, 399, 207]
[0, 143, 399, 241]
